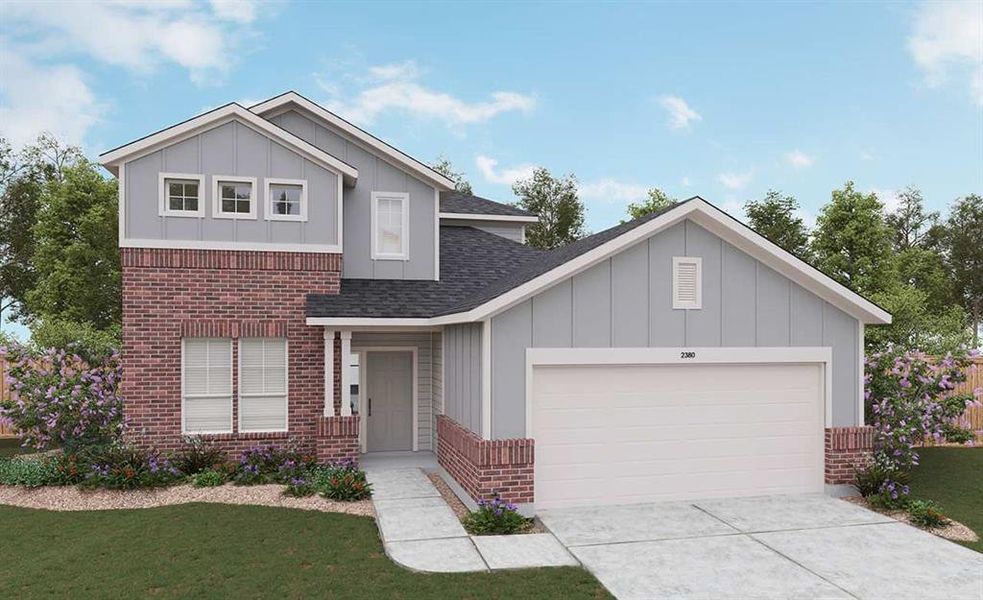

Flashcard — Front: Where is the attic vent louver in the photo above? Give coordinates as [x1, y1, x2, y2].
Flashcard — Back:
[672, 257, 702, 309]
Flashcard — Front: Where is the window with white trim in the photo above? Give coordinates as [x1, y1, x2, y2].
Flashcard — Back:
[238, 338, 288, 432]
[672, 256, 702, 309]
[159, 173, 204, 217]
[265, 178, 307, 221]
[213, 176, 257, 219]
[371, 191, 409, 260]
[182, 338, 233, 433]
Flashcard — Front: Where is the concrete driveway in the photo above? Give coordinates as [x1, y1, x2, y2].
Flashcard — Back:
[538, 495, 983, 600]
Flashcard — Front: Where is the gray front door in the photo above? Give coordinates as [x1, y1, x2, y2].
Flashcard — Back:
[366, 351, 413, 452]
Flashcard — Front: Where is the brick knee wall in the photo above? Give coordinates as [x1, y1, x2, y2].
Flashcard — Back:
[316, 416, 360, 464]
[121, 248, 341, 455]
[436, 415, 534, 504]
[825, 426, 874, 485]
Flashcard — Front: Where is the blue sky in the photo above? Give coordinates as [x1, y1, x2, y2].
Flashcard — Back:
[1, 1, 982, 337]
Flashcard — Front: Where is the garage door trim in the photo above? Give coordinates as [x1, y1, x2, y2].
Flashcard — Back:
[524, 346, 832, 439]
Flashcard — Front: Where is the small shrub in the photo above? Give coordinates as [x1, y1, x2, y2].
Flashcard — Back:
[907, 499, 949, 528]
[79, 444, 182, 490]
[315, 461, 372, 501]
[940, 423, 975, 445]
[463, 493, 531, 535]
[283, 476, 315, 497]
[193, 470, 225, 488]
[853, 462, 890, 498]
[232, 443, 316, 485]
[0, 456, 60, 487]
[174, 436, 227, 476]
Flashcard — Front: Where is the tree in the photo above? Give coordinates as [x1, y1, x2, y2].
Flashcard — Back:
[885, 186, 938, 252]
[624, 187, 677, 222]
[744, 190, 810, 258]
[512, 167, 585, 250]
[866, 284, 970, 354]
[431, 156, 472, 195]
[942, 194, 983, 347]
[811, 182, 894, 295]
[24, 157, 120, 329]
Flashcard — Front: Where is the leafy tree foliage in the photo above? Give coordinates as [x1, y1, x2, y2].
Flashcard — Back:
[867, 285, 970, 353]
[744, 190, 810, 259]
[624, 187, 677, 222]
[941, 194, 983, 347]
[886, 186, 939, 251]
[431, 156, 473, 195]
[512, 167, 585, 250]
[811, 182, 895, 296]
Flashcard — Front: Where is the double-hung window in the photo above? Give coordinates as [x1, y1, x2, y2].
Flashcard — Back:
[213, 176, 257, 219]
[371, 192, 409, 260]
[265, 178, 308, 221]
[238, 338, 288, 432]
[159, 173, 204, 217]
[182, 338, 233, 433]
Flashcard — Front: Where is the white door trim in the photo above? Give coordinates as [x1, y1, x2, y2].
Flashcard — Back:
[524, 346, 833, 439]
[357, 346, 419, 452]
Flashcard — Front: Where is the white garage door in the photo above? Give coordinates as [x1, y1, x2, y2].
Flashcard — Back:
[532, 360, 825, 509]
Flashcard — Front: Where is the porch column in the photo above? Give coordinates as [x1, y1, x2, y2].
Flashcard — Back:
[323, 329, 335, 417]
[340, 330, 353, 416]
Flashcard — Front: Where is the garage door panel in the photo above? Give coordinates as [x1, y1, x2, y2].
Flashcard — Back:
[532, 361, 825, 509]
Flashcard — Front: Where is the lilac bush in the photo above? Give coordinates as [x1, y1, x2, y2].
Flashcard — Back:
[864, 346, 981, 502]
[0, 342, 123, 450]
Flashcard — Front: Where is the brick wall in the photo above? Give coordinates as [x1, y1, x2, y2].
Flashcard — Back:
[121, 247, 349, 457]
[436, 415, 534, 504]
[316, 416, 360, 463]
[825, 426, 874, 485]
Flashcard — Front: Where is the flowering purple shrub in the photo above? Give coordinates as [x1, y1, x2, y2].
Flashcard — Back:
[863, 346, 982, 503]
[463, 492, 531, 535]
[0, 342, 123, 451]
[75, 444, 182, 490]
[232, 443, 317, 485]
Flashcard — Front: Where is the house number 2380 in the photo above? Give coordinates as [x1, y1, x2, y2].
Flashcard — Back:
[680, 351, 696, 359]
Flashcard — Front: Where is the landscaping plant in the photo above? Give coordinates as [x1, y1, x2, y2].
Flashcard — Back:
[193, 470, 225, 488]
[907, 499, 949, 529]
[174, 436, 228, 476]
[79, 444, 182, 490]
[862, 347, 981, 503]
[462, 492, 531, 535]
[0, 342, 123, 451]
[315, 460, 372, 501]
[0, 455, 60, 487]
[232, 444, 316, 485]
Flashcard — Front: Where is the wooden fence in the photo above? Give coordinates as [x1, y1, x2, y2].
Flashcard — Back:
[953, 357, 983, 432]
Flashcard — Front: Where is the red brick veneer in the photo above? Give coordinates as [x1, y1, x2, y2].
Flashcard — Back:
[121, 247, 351, 458]
[825, 426, 874, 485]
[436, 415, 534, 504]
[316, 416, 360, 463]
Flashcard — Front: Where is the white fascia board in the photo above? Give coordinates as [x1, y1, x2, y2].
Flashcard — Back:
[122, 238, 341, 254]
[306, 317, 436, 327]
[438, 212, 539, 223]
[99, 103, 358, 184]
[250, 92, 455, 191]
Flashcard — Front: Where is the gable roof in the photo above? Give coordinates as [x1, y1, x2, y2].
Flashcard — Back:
[308, 197, 892, 326]
[439, 192, 538, 220]
[99, 103, 358, 184]
[249, 91, 456, 191]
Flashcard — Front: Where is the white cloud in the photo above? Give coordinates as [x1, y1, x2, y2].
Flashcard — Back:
[475, 155, 537, 186]
[908, 1, 983, 105]
[860, 150, 875, 161]
[869, 187, 902, 213]
[785, 150, 815, 168]
[209, 0, 259, 24]
[577, 179, 649, 203]
[3, 1, 256, 85]
[0, 50, 105, 149]
[718, 171, 753, 190]
[658, 95, 702, 130]
[318, 60, 536, 127]
[681, 176, 692, 187]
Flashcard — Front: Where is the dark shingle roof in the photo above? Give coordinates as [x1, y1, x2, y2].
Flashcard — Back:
[306, 226, 544, 318]
[439, 192, 536, 217]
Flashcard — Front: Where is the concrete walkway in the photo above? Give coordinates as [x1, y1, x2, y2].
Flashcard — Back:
[364, 467, 576, 572]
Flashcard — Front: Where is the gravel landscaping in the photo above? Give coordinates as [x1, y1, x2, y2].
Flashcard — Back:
[843, 496, 978, 543]
[0, 482, 374, 516]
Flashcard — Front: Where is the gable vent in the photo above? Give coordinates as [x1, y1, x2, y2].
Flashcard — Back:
[672, 257, 702, 309]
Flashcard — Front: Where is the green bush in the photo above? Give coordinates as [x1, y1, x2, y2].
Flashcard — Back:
[232, 444, 317, 485]
[29, 318, 120, 363]
[174, 436, 227, 476]
[315, 461, 372, 501]
[192, 470, 225, 488]
[0, 455, 60, 487]
[462, 493, 531, 535]
[283, 476, 316, 497]
[78, 444, 182, 490]
[907, 499, 949, 528]
[853, 462, 890, 498]
[940, 423, 975, 444]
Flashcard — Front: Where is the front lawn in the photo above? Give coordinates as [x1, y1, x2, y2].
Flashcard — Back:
[0, 503, 610, 599]
[908, 447, 983, 553]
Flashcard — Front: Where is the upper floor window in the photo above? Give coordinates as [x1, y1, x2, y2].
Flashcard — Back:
[371, 191, 409, 260]
[158, 173, 204, 217]
[213, 176, 257, 219]
[265, 178, 308, 222]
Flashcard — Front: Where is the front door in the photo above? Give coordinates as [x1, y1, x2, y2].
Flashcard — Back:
[366, 351, 413, 452]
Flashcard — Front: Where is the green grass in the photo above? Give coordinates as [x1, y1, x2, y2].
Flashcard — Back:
[909, 447, 983, 553]
[0, 503, 611, 599]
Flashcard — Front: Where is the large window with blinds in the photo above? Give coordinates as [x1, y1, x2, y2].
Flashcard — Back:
[238, 338, 289, 433]
[182, 338, 233, 434]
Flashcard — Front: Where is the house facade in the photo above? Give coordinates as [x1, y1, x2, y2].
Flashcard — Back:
[103, 91, 890, 512]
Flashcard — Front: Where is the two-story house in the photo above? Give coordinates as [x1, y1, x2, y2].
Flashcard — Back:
[102, 91, 890, 512]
